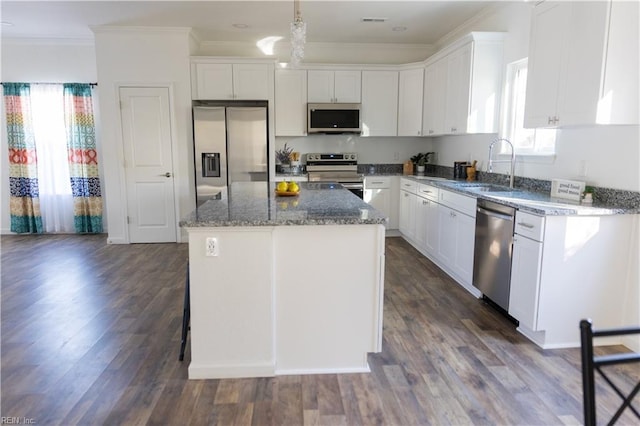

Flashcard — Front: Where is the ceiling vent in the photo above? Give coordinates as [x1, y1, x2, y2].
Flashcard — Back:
[361, 18, 387, 23]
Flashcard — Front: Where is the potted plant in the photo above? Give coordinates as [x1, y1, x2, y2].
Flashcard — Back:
[411, 152, 433, 174]
[583, 185, 595, 204]
[275, 143, 294, 172]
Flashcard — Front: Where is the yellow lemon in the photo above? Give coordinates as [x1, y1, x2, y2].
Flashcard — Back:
[287, 182, 299, 192]
[277, 181, 288, 192]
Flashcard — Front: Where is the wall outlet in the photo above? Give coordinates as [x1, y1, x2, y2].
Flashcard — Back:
[205, 237, 219, 256]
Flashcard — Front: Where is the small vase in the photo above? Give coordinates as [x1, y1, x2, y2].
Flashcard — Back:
[417, 165, 425, 174]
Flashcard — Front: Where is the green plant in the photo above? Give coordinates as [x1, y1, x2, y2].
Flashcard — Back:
[584, 185, 595, 194]
[411, 152, 434, 167]
[411, 153, 425, 165]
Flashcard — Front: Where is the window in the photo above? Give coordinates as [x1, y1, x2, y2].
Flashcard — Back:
[502, 58, 556, 155]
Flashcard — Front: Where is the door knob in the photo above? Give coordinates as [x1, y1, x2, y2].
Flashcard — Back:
[163, 172, 172, 178]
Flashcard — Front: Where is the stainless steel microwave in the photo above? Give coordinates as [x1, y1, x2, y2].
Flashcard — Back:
[307, 103, 361, 134]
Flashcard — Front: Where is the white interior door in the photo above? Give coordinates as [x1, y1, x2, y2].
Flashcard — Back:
[119, 86, 177, 243]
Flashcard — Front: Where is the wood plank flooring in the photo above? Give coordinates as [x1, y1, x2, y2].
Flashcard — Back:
[2, 234, 638, 425]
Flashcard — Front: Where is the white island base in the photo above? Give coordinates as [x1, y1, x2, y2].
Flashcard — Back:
[186, 224, 386, 379]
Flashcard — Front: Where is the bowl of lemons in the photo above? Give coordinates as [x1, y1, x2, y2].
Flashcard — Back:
[275, 181, 300, 196]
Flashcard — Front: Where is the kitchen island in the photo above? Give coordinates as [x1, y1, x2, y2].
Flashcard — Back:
[180, 182, 387, 379]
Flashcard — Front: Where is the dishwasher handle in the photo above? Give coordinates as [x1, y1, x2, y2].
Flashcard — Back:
[477, 206, 514, 221]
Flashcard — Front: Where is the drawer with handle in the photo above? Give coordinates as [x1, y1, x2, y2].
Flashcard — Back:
[514, 210, 545, 242]
[417, 183, 439, 202]
[365, 176, 390, 189]
[400, 178, 417, 194]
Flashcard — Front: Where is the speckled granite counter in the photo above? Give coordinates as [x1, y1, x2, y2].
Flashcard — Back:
[400, 175, 640, 216]
[180, 181, 388, 227]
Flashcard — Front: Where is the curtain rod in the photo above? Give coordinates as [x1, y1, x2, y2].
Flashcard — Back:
[1, 82, 98, 87]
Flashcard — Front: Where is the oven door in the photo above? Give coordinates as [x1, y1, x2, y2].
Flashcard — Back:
[340, 182, 364, 199]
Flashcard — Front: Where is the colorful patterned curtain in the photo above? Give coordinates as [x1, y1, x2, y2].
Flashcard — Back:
[63, 83, 103, 233]
[4, 83, 44, 233]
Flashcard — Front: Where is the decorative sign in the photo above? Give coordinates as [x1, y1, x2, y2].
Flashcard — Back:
[551, 178, 586, 201]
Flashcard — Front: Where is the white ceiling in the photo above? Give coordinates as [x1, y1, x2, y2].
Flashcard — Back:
[1, 1, 500, 45]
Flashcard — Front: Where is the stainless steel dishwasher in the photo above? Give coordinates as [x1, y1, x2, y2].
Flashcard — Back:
[472, 199, 516, 311]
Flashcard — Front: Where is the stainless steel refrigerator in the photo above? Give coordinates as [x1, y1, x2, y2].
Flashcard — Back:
[192, 101, 269, 206]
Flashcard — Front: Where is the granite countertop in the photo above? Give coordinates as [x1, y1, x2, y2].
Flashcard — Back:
[400, 175, 639, 216]
[180, 181, 388, 227]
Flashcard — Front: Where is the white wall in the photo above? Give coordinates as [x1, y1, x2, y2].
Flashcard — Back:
[93, 27, 193, 244]
[432, 2, 640, 192]
[276, 135, 433, 165]
[0, 40, 103, 234]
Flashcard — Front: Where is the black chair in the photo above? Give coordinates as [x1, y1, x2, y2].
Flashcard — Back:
[179, 263, 190, 361]
[580, 319, 640, 425]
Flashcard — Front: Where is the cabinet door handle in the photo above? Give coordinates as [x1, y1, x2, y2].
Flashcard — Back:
[421, 190, 432, 194]
[451, 127, 457, 132]
[423, 200, 428, 205]
[429, 130, 434, 134]
[371, 181, 384, 184]
[417, 131, 421, 136]
[517, 222, 535, 229]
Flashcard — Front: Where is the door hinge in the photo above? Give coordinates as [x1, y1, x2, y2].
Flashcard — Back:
[127, 216, 130, 224]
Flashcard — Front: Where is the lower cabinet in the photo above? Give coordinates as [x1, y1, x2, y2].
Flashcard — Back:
[507, 211, 636, 348]
[365, 176, 399, 230]
[437, 203, 475, 286]
[398, 189, 416, 236]
[509, 233, 543, 330]
[399, 181, 476, 289]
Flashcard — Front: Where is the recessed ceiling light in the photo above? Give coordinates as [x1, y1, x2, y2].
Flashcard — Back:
[361, 18, 387, 23]
[392, 26, 407, 32]
[232, 23, 248, 29]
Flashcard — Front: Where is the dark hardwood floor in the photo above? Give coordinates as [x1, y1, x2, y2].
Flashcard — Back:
[2, 234, 638, 425]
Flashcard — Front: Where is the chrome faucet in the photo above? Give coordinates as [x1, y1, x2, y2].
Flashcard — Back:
[488, 138, 516, 188]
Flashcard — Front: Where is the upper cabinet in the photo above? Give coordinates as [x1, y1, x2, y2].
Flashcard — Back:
[191, 60, 273, 100]
[275, 69, 307, 136]
[524, 0, 639, 127]
[361, 71, 399, 137]
[422, 32, 505, 136]
[422, 59, 447, 136]
[307, 70, 361, 103]
[398, 68, 424, 136]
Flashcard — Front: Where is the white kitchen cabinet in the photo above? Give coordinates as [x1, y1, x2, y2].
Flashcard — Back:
[365, 176, 398, 230]
[275, 69, 307, 136]
[507, 211, 636, 349]
[422, 32, 504, 136]
[437, 189, 476, 287]
[524, 0, 639, 127]
[361, 71, 399, 137]
[398, 178, 417, 238]
[191, 62, 273, 100]
[422, 59, 447, 136]
[307, 70, 361, 103]
[398, 68, 424, 136]
[444, 43, 472, 135]
[415, 183, 439, 254]
[509, 233, 543, 330]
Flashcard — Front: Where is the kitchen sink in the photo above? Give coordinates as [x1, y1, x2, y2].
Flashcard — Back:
[413, 176, 451, 181]
[455, 182, 514, 193]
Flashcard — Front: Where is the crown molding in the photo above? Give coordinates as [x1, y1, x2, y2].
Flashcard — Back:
[436, 2, 503, 48]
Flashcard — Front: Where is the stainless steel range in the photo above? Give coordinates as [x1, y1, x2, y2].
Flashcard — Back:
[306, 152, 364, 198]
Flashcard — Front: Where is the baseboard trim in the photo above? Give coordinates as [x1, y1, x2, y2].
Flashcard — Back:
[188, 362, 275, 379]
